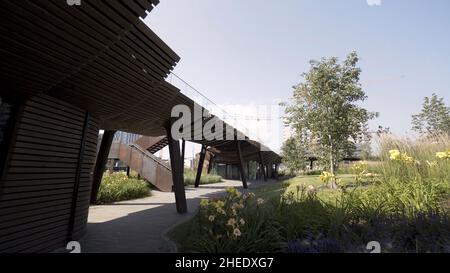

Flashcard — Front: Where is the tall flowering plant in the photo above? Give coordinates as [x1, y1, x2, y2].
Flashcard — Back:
[197, 187, 261, 244]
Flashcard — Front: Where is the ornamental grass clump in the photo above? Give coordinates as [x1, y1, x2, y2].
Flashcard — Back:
[184, 169, 222, 185]
[96, 171, 150, 204]
[372, 134, 450, 215]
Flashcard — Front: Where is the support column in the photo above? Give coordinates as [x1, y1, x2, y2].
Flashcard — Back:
[275, 164, 279, 180]
[181, 139, 186, 167]
[259, 152, 267, 181]
[236, 141, 248, 189]
[90, 130, 116, 204]
[167, 126, 187, 214]
[267, 164, 272, 179]
[310, 159, 314, 170]
[207, 154, 215, 174]
[258, 162, 263, 180]
[247, 161, 250, 180]
[195, 145, 207, 188]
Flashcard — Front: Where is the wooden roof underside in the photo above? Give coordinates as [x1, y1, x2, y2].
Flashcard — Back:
[0, 0, 281, 162]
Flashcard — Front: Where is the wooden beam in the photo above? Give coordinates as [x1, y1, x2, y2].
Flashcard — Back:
[194, 145, 207, 188]
[237, 141, 248, 189]
[167, 126, 187, 214]
[90, 130, 116, 204]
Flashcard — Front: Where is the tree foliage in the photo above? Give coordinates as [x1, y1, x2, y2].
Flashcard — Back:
[411, 93, 450, 135]
[281, 136, 307, 175]
[283, 52, 377, 178]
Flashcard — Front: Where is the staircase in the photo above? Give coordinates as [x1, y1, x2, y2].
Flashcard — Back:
[134, 135, 169, 154]
[117, 142, 173, 192]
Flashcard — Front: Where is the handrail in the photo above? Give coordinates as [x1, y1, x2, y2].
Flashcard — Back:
[128, 143, 171, 171]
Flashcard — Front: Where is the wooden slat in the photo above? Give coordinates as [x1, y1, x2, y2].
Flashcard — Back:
[0, 94, 99, 253]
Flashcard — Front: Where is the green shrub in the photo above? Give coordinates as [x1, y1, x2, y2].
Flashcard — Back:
[184, 169, 222, 185]
[96, 172, 150, 204]
[305, 170, 323, 175]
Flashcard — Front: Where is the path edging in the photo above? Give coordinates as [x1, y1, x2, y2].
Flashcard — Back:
[160, 211, 198, 253]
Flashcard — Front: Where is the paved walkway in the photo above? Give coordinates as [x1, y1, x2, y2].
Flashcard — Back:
[80, 179, 277, 253]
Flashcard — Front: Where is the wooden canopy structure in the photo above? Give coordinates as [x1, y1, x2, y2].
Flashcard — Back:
[0, 0, 281, 253]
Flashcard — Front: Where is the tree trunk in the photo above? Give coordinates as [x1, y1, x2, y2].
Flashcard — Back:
[329, 135, 337, 189]
[330, 153, 335, 175]
[329, 153, 337, 189]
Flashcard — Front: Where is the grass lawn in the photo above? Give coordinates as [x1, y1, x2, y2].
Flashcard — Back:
[184, 169, 222, 186]
[251, 174, 357, 203]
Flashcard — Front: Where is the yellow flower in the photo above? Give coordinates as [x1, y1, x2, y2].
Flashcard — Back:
[389, 150, 401, 160]
[402, 154, 414, 164]
[351, 161, 368, 173]
[233, 228, 241, 237]
[364, 173, 378, 178]
[389, 150, 416, 163]
[226, 187, 237, 195]
[200, 199, 209, 207]
[257, 198, 264, 205]
[436, 151, 448, 159]
[208, 215, 215, 222]
[217, 200, 225, 207]
[319, 171, 335, 183]
[239, 218, 245, 225]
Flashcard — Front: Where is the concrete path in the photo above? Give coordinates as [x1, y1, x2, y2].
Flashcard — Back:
[80, 179, 277, 253]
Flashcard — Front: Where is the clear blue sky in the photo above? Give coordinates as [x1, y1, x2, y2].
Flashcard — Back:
[145, 0, 450, 137]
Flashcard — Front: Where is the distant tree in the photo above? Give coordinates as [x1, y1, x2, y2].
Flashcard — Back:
[359, 140, 372, 161]
[283, 52, 377, 188]
[411, 93, 450, 135]
[376, 125, 391, 136]
[281, 136, 307, 175]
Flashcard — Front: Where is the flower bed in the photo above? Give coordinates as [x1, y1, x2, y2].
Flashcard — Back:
[96, 172, 151, 204]
[169, 136, 450, 253]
